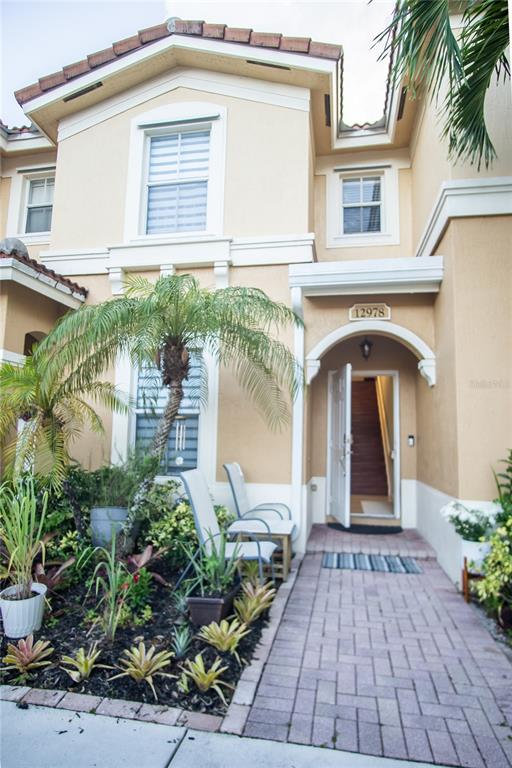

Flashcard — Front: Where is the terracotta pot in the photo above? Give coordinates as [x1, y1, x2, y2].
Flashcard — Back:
[187, 582, 240, 626]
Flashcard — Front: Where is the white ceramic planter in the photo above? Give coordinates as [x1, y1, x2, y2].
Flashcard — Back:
[0, 582, 47, 638]
[461, 539, 491, 570]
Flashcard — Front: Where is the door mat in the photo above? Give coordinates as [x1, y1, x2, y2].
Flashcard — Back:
[327, 522, 403, 535]
[322, 552, 422, 574]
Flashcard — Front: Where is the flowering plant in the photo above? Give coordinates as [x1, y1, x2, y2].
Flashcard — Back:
[440, 501, 495, 542]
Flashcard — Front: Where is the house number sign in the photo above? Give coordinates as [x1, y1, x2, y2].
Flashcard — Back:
[349, 303, 391, 321]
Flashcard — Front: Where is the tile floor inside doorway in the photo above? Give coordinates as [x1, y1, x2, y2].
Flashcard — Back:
[242, 527, 512, 768]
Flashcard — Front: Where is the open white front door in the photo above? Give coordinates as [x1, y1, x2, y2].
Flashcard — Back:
[328, 363, 352, 528]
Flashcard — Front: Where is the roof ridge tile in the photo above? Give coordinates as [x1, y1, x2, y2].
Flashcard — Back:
[15, 18, 341, 106]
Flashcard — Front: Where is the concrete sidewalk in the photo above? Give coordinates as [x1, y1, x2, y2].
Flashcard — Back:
[1, 700, 446, 768]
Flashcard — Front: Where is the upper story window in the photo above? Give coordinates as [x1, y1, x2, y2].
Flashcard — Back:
[146, 128, 211, 235]
[323, 162, 402, 249]
[342, 175, 382, 235]
[25, 175, 55, 234]
[125, 102, 226, 243]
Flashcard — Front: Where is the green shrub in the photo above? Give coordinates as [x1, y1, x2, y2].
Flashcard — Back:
[495, 450, 512, 525]
[476, 518, 512, 614]
[144, 494, 233, 567]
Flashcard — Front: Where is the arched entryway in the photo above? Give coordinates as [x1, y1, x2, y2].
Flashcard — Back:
[293, 321, 437, 550]
[305, 320, 436, 387]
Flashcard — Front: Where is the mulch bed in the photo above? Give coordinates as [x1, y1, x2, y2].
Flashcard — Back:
[0, 560, 267, 716]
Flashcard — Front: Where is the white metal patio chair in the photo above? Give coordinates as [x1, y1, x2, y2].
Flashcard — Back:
[223, 462, 297, 579]
[178, 469, 277, 585]
[223, 462, 296, 528]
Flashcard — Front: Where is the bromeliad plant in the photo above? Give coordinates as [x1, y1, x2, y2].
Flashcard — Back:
[2, 635, 54, 677]
[110, 642, 175, 701]
[171, 624, 193, 660]
[0, 479, 48, 599]
[61, 642, 111, 683]
[234, 581, 276, 626]
[198, 619, 250, 662]
[33, 557, 76, 593]
[178, 653, 233, 705]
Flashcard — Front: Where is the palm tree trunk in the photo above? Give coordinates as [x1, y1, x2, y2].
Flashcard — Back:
[150, 382, 184, 460]
[122, 348, 188, 550]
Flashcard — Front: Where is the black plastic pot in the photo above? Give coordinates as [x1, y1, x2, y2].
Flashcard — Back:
[187, 582, 240, 626]
[498, 603, 512, 630]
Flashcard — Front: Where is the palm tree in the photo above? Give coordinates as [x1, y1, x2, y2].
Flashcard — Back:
[375, 0, 510, 169]
[0, 353, 128, 494]
[36, 273, 303, 532]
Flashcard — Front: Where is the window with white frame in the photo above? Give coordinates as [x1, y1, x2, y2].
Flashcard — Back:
[25, 176, 55, 234]
[341, 175, 382, 235]
[134, 356, 201, 476]
[145, 126, 211, 235]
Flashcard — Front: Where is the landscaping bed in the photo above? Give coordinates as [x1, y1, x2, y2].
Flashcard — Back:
[0, 559, 268, 716]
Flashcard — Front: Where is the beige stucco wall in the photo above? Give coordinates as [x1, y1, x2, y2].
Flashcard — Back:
[307, 336, 418, 485]
[50, 86, 310, 250]
[410, 77, 512, 248]
[1, 282, 67, 354]
[416, 215, 512, 501]
[216, 264, 294, 485]
[450, 216, 512, 499]
[304, 293, 435, 357]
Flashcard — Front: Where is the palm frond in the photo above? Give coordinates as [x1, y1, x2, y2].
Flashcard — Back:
[445, 0, 510, 169]
[374, 0, 510, 169]
[375, 0, 463, 101]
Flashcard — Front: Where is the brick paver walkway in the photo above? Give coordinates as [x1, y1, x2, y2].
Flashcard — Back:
[307, 523, 437, 558]
[243, 529, 512, 767]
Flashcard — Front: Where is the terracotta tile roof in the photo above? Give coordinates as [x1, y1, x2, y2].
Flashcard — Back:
[0, 118, 39, 136]
[15, 18, 342, 106]
[0, 249, 88, 298]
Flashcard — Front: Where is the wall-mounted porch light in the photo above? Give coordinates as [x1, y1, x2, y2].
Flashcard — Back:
[359, 337, 373, 361]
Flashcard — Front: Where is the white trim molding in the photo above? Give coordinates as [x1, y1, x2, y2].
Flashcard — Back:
[0, 348, 26, 365]
[0, 257, 85, 308]
[41, 233, 316, 275]
[5, 163, 56, 241]
[305, 320, 436, 387]
[316, 151, 410, 248]
[290, 286, 306, 551]
[289, 256, 443, 296]
[416, 177, 512, 258]
[123, 101, 226, 244]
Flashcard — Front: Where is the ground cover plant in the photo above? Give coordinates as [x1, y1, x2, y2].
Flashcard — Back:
[0, 468, 275, 715]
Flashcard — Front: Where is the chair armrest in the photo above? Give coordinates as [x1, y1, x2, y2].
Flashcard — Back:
[250, 503, 292, 520]
[229, 518, 272, 535]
